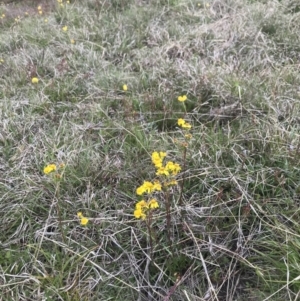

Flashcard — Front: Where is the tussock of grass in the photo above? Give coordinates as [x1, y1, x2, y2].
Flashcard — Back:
[1, 0, 300, 300]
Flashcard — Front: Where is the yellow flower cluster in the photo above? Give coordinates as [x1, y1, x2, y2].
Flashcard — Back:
[37, 5, 42, 15]
[177, 118, 191, 129]
[151, 151, 167, 168]
[134, 199, 159, 219]
[77, 212, 89, 226]
[136, 180, 161, 195]
[151, 151, 181, 177]
[43, 162, 65, 178]
[43, 164, 57, 174]
[156, 161, 181, 176]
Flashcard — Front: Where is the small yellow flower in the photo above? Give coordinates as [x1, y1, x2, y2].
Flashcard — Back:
[80, 217, 89, 226]
[135, 200, 147, 210]
[67, 0, 70, 3]
[25, 12, 28, 16]
[134, 208, 146, 219]
[31, 77, 39, 84]
[148, 199, 159, 209]
[122, 84, 128, 91]
[37, 5, 42, 10]
[44, 18, 48, 23]
[0, 59, 4, 64]
[70, 39, 75, 44]
[43, 164, 57, 174]
[1, 14, 5, 18]
[77, 212, 83, 218]
[178, 95, 187, 102]
[177, 118, 191, 129]
[39, 10, 43, 15]
[62, 26, 68, 32]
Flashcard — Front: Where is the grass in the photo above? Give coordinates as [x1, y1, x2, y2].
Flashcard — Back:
[1, 0, 300, 300]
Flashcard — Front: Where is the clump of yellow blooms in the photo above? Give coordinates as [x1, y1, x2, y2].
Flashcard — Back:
[151, 151, 181, 177]
[44, 164, 57, 174]
[77, 212, 89, 226]
[43, 162, 65, 179]
[134, 199, 159, 219]
[177, 118, 191, 129]
[134, 152, 181, 219]
[136, 180, 162, 195]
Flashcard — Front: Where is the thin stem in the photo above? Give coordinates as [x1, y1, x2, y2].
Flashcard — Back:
[54, 180, 66, 244]
[165, 190, 173, 253]
[178, 146, 187, 206]
[146, 213, 153, 260]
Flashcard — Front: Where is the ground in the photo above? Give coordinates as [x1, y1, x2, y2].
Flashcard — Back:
[0, 0, 300, 300]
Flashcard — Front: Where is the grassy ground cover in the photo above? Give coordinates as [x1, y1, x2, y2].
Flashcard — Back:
[1, 0, 300, 300]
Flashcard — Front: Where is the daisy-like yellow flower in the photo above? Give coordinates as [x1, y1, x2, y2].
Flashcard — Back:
[62, 26, 68, 32]
[31, 77, 39, 84]
[43, 164, 57, 174]
[134, 199, 159, 219]
[148, 199, 159, 209]
[80, 217, 89, 226]
[122, 84, 128, 91]
[136, 180, 162, 195]
[178, 95, 187, 102]
[177, 118, 191, 129]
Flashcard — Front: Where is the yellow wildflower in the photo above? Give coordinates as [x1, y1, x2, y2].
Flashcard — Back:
[136, 180, 162, 195]
[135, 200, 147, 210]
[122, 84, 128, 91]
[151, 151, 166, 168]
[178, 95, 187, 102]
[43, 164, 57, 174]
[134, 199, 159, 219]
[62, 26, 68, 32]
[134, 208, 146, 219]
[77, 212, 83, 218]
[31, 77, 39, 84]
[148, 199, 159, 209]
[156, 161, 181, 176]
[177, 118, 191, 129]
[80, 217, 89, 226]
[70, 39, 75, 44]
